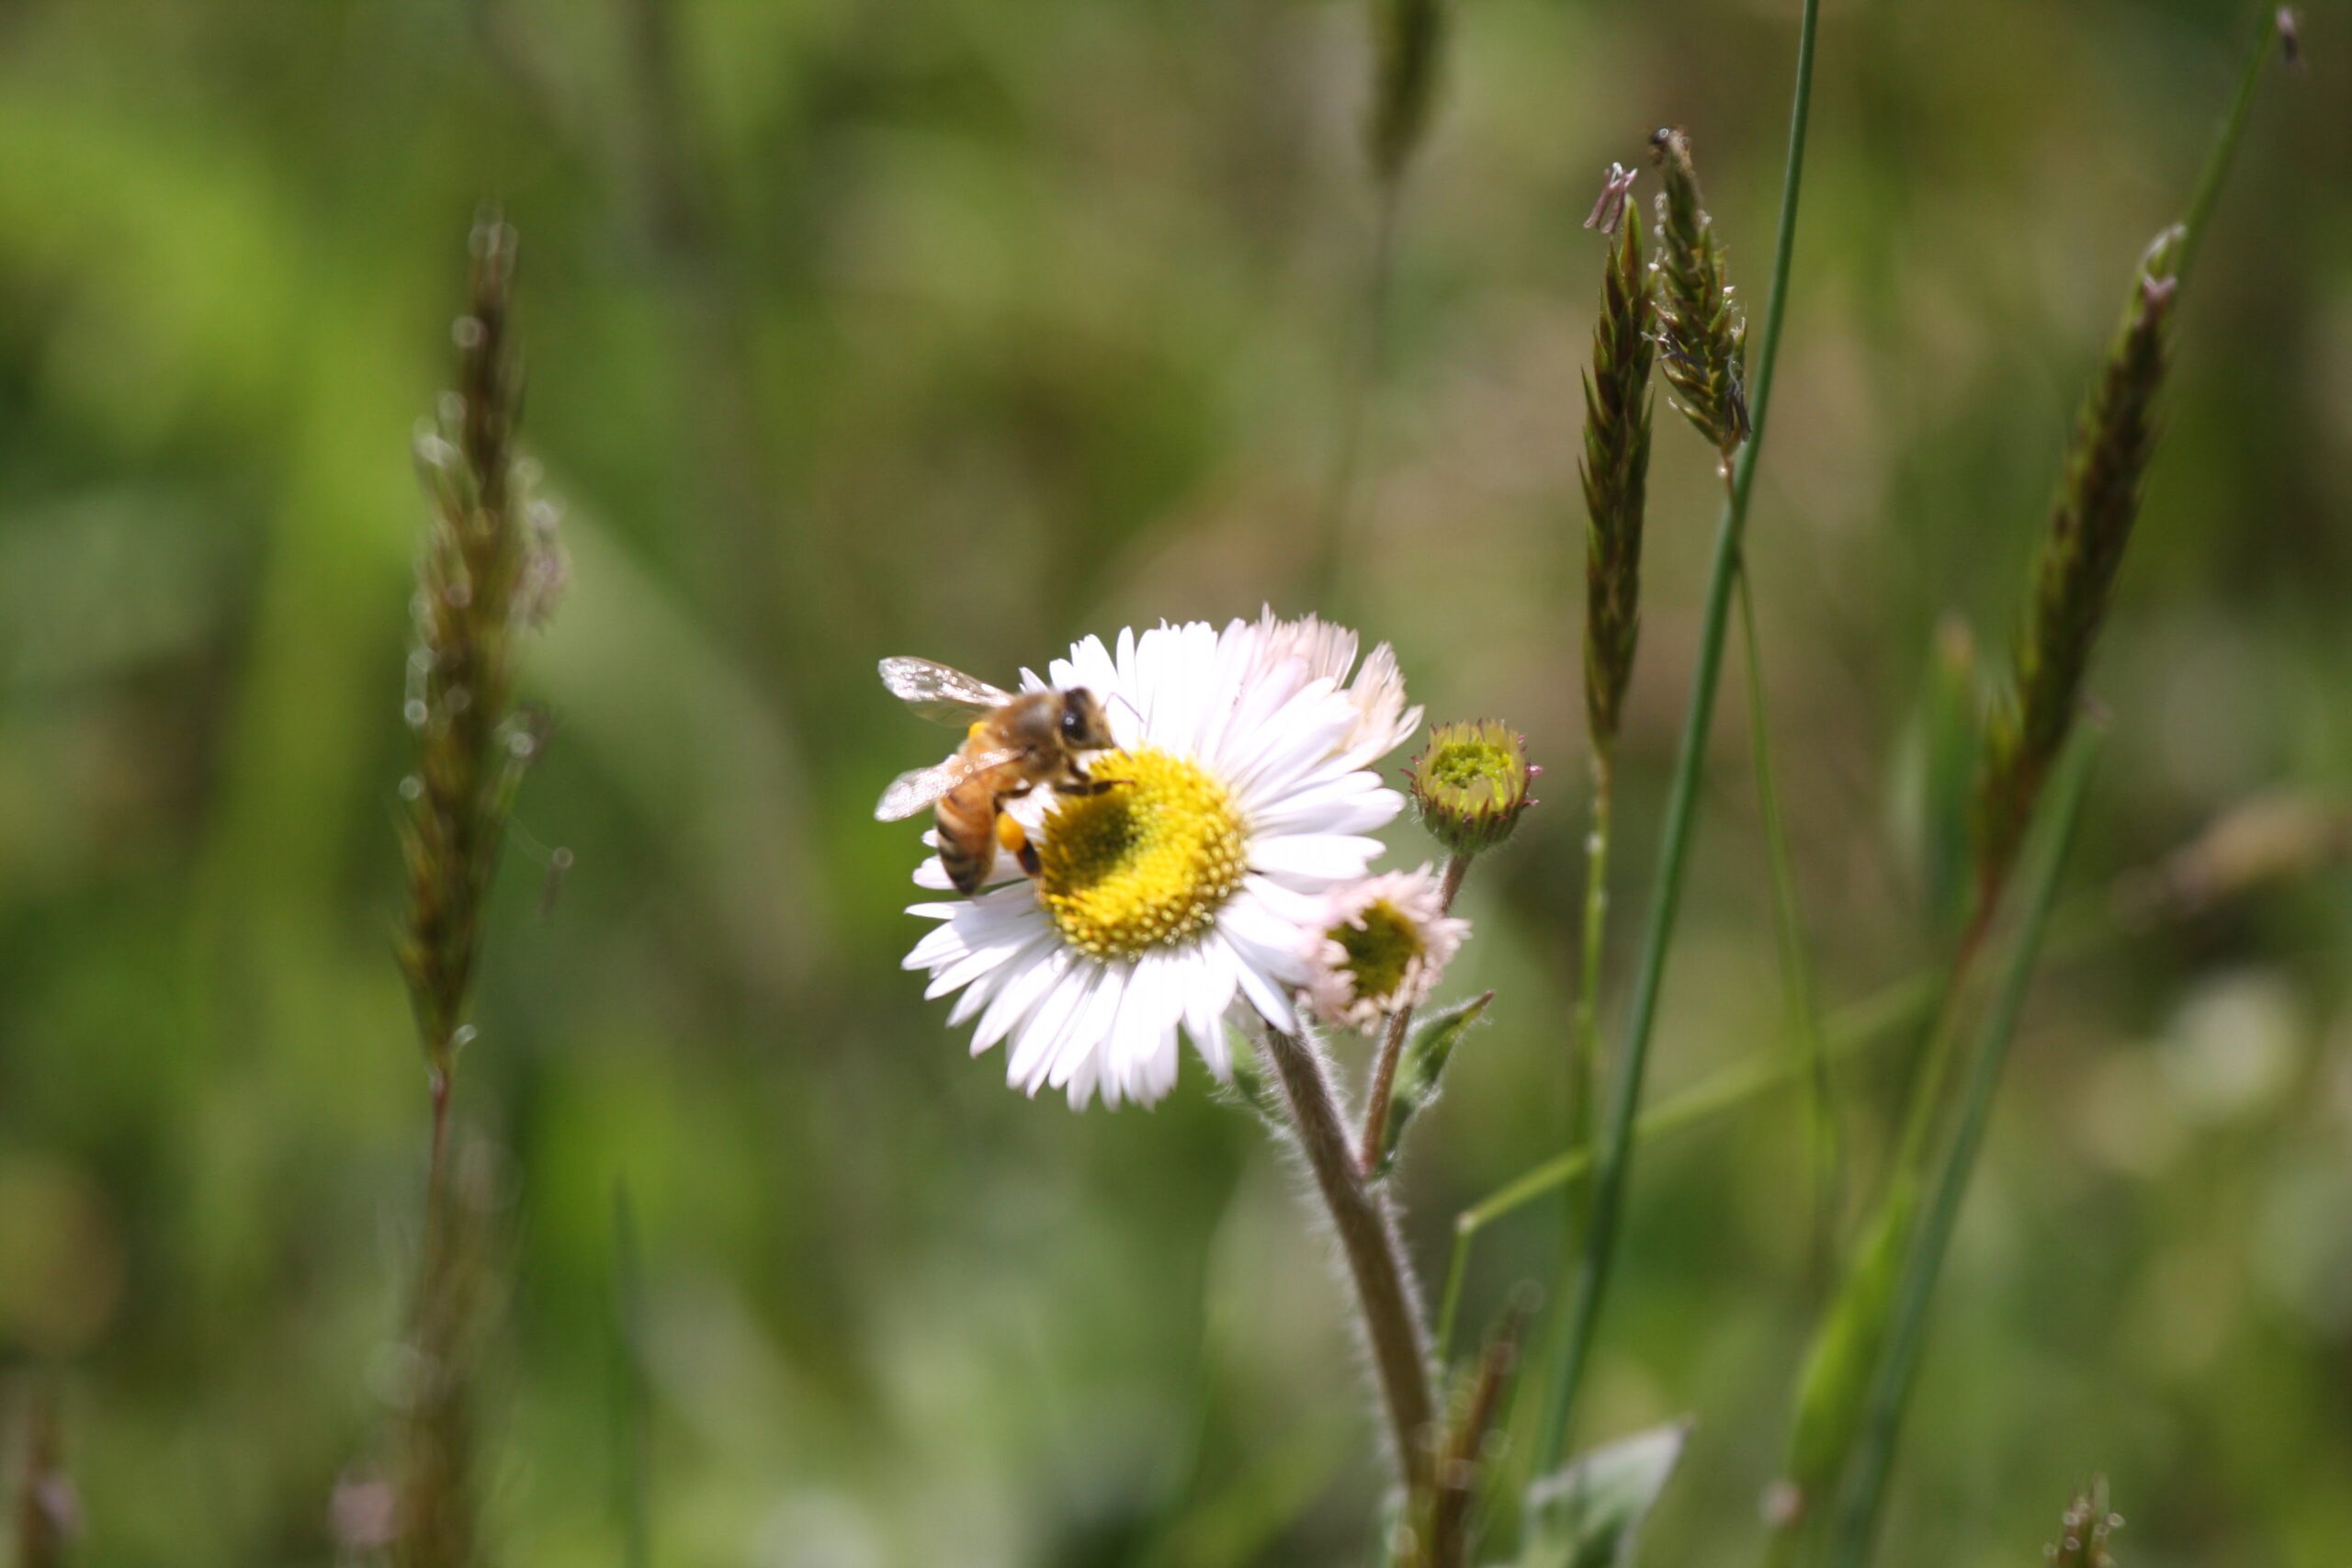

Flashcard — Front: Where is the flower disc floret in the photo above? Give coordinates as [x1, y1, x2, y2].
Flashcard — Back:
[1037, 750, 1246, 961]
[1299, 864, 1469, 1032]
[1331, 900, 1424, 1001]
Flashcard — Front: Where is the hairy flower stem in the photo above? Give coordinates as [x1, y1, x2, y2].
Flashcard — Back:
[1533, 0, 1820, 1473]
[1357, 852, 1472, 1172]
[1261, 1024, 1438, 1501]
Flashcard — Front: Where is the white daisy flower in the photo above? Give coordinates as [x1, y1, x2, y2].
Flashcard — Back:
[901, 615, 1423, 1109]
[1296, 864, 1470, 1033]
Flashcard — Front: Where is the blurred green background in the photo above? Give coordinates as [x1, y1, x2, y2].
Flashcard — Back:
[2, 0, 2347, 1562]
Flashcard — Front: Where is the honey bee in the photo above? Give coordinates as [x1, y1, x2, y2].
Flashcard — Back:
[873, 657, 1120, 894]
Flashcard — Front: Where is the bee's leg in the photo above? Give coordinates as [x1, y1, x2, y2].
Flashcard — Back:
[1055, 762, 1125, 796]
[996, 812, 1042, 878]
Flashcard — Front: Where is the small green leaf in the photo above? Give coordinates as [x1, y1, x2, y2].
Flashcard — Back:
[1510, 1419, 1690, 1568]
[1376, 992, 1494, 1177]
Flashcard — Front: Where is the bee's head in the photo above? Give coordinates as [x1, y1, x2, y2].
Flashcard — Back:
[1060, 689, 1116, 750]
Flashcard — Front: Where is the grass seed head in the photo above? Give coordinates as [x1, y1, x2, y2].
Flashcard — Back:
[2045, 1477, 2121, 1568]
[1976, 228, 2181, 881]
[1582, 187, 1657, 751]
[1647, 126, 1750, 459]
[1368, 0, 1447, 186]
[399, 211, 562, 1072]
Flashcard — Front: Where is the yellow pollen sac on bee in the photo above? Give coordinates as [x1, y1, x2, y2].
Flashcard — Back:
[1035, 749, 1246, 961]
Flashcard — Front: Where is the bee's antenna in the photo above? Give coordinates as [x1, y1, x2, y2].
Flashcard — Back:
[1106, 693, 1143, 729]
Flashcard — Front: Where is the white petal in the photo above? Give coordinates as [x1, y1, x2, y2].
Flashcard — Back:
[1249, 832, 1387, 882]
[1181, 943, 1238, 1076]
[1218, 930, 1296, 1032]
[973, 944, 1072, 1055]
[1051, 963, 1129, 1092]
[1217, 886, 1310, 958]
[1008, 962, 1097, 1092]
[925, 920, 1046, 999]
[1248, 779, 1405, 838]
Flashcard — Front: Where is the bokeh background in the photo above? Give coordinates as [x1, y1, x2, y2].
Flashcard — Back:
[2, 0, 2347, 1563]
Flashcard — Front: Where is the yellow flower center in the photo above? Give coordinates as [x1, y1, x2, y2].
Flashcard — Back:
[1036, 749, 1246, 961]
[1332, 900, 1423, 1002]
[1425, 738, 1517, 795]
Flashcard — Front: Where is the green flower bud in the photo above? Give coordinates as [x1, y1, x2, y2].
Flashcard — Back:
[1407, 720, 1539, 856]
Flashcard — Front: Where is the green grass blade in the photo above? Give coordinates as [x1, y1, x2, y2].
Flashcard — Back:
[1818, 730, 2104, 1568]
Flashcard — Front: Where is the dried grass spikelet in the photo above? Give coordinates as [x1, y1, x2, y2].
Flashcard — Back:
[398, 211, 563, 1085]
[1368, 0, 1447, 186]
[1647, 127, 1749, 461]
[1580, 166, 1656, 753]
[1976, 228, 2182, 882]
[1403, 1285, 1532, 1568]
[2045, 1476, 2122, 1568]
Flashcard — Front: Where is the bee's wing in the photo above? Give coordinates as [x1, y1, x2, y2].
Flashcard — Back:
[879, 657, 1014, 724]
[873, 746, 1024, 821]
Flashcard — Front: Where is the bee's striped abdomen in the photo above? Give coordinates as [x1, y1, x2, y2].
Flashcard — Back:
[934, 773, 999, 894]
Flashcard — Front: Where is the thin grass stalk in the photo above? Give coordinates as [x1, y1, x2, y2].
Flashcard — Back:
[1531, 0, 1821, 1472]
[611, 1188, 652, 1568]
[13, 1382, 73, 1568]
[1321, 182, 1403, 591]
[1734, 570, 1840, 1273]
[1359, 852, 1473, 1172]
[1567, 753, 1610, 1238]
[398, 1146, 494, 1568]
[2177, 7, 2294, 287]
[1323, 0, 1447, 589]
[1818, 732, 2104, 1568]
[1257, 1023, 1439, 1506]
[1657, 107, 1839, 1280]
